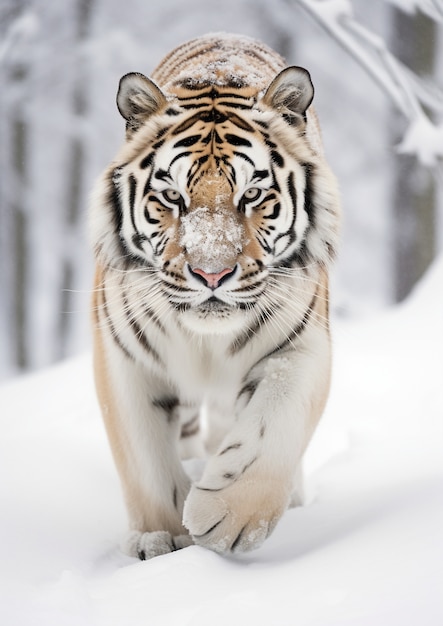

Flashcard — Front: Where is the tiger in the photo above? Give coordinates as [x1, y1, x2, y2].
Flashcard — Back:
[90, 32, 340, 559]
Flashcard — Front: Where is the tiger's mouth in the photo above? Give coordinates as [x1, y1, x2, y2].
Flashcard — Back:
[180, 293, 247, 333]
[196, 296, 233, 313]
[160, 258, 267, 319]
[174, 294, 236, 314]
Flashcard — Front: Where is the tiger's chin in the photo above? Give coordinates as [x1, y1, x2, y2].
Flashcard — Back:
[179, 299, 247, 335]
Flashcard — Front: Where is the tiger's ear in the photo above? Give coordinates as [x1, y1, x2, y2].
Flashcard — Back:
[117, 72, 167, 132]
[262, 66, 314, 121]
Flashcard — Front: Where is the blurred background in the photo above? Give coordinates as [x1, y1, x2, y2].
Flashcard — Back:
[0, 0, 442, 381]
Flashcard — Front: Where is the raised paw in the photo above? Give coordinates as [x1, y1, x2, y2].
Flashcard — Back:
[182, 472, 290, 554]
[123, 530, 194, 560]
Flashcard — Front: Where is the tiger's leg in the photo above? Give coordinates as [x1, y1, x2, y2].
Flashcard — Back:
[183, 324, 330, 555]
[93, 324, 192, 559]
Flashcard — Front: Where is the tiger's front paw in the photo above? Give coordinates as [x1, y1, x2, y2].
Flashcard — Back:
[182, 473, 290, 554]
[123, 530, 194, 560]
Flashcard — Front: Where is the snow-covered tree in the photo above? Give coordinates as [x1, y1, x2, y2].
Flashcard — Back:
[290, 0, 443, 298]
[0, 0, 442, 379]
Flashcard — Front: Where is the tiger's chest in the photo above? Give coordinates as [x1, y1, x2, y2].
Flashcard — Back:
[167, 336, 244, 403]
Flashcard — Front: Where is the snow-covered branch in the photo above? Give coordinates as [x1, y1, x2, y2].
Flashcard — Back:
[290, 0, 443, 166]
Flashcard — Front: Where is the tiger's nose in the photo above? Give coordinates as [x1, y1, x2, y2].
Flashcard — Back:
[189, 266, 236, 289]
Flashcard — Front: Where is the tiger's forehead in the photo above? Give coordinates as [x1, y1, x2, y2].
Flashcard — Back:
[172, 83, 259, 104]
[145, 87, 272, 192]
[166, 84, 261, 134]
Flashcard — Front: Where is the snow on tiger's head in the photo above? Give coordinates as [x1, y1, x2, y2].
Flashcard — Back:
[90, 34, 341, 326]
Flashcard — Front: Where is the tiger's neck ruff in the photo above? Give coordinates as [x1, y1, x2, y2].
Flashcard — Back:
[90, 33, 341, 559]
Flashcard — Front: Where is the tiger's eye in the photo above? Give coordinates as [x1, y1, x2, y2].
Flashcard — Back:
[243, 187, 262, 202]
[163, 189, 182, 203]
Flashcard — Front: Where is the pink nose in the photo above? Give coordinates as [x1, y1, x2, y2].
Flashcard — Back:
[190, 267, 235, 289]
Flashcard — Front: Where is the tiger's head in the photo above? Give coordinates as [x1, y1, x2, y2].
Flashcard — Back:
[91, 66, 340, 332]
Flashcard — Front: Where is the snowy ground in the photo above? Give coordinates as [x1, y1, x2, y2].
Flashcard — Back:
[1, 257, 442, 626]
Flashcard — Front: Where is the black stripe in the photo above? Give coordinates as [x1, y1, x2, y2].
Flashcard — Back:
[263, 289, 318, 359]
[222, 457, 257, 484]
[218, 442, 242, 456]
[214, 130, 223, 144]
[228, 113, 254, 132]
[253, 169, 270, 181]
[168, 151, 192, 168]
[233, 151, 254, 166]
[153, 396, 179, 421]
[217, 101, 253, 110]
[271, 150, 284, 168]
[255, 232, 273, 254]
[153, 233, 170, 257]
[143, 206, 160, 225]
[176, 88, 252, 102]
[230, 304, 279, 355]
[174, 134, 201, 148]
[225, 133, 252, 147]
[187, 155, 210, 188]
[287, 171, 297, 222]
[109, 167, 123, 238]
[155, 127, 169, 140]
[131, 233, 147, 250]
[271, 173, 298, 257]
[128, 174, 137, 233]
[278, 241, 312, 269]
[142, 176, 152, 198]
[271, 165, 281, 192]
[302, 163, 316, 227]
[171, 112, 203, 134]
[100, 287, 133, 360]
[180, 415, 200, 438]
[153, 396, 178, 411]
[143, 304, 167, 334]
[152, 139, 165, 151]
[123, 293, 163, 365]
[154, 169, 169, 181]
[265, 137, 277, 149]
[140, 152, 154, 169]
[264, 201, 281, 220]
[180, 102, 209, 110]
[237, 379, 260, 403]
[241, 457, 257, 475]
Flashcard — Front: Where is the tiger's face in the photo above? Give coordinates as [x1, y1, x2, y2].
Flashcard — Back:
[95, 69, 339, 330]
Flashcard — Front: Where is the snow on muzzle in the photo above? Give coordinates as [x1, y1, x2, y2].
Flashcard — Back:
[179, 206, 244, 275]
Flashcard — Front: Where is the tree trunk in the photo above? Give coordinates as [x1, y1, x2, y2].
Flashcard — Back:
[12, 112, 29, 369]
[59, 0, 95, 359]
[0, 0, 31, 373]
[390, 9, 437, 302]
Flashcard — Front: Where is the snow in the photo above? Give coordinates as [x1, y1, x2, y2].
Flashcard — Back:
[180, 204, 244, 272]
[160, 32, 281, 90]
[1, 255, 443, 625]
